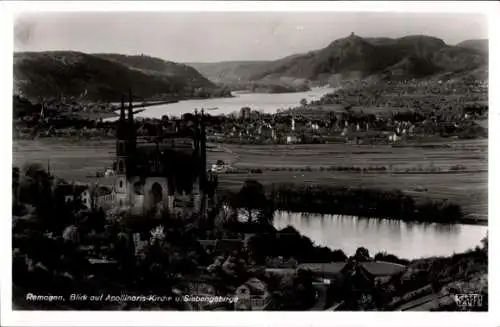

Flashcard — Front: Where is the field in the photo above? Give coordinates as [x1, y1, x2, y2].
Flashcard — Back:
[13, 138, 487, 220]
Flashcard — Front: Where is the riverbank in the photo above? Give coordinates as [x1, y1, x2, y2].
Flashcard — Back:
[272, 211, 487, 260]
[267, 183, 481, 225]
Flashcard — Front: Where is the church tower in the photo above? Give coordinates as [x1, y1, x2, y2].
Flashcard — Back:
[114, 90, 136, 207]
[192, 109, 202, 212]
[127, 88, 136, 162]
[115, 89, 137, 177]
[115, 94, 129, 176]
[199, 109, 208, 217]
[199, 109, 207, 191]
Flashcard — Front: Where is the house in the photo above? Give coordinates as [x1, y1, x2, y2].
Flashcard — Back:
[54, 183, 87, 204]
[240, 107, 251, 120]
[388, 132, 402, 143]
[185, 275, 218, 297]
[345, 133, 364, 145]
[298, 262, 346, 279]
[360, 261, 406, 277]
[264, 268, 297, 278]
[298, 260, 407, 285]
[340, 127, 349, 137]
[286, 135, 299, 144]
[81, 185, 114, 210]
[258, 124, 273, 140]
[234, 278, 271, 310]
[266, 256, 298, 269]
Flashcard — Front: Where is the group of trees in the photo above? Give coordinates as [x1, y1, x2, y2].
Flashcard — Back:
[266, 268, 316, 310]
[246, 226, 348, 265]
[267, 183, 463, 223]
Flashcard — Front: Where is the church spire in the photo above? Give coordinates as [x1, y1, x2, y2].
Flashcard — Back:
[128, 88, 136, 148]
[128, 88, 134, 126]
[120, 94, 125, 122]
[117, 94, 127, 139]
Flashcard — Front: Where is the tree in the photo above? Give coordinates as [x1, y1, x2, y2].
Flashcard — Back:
[481, 233, 488, 254]
[236, 180, 267, 224]
[354, 247, 371, 261]
[300, 98, 308, 107]
[331, 249, 348, 262]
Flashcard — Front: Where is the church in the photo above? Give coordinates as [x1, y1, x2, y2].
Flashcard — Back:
[111, 90, 217, 216]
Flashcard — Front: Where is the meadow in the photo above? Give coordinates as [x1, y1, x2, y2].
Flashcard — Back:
[12, 138, 487, 220]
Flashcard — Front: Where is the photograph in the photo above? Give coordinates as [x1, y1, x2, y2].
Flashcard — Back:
[3, 1, 493, 321]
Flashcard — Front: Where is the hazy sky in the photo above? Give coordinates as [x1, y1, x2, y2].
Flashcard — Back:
[14, 12, 488, 62]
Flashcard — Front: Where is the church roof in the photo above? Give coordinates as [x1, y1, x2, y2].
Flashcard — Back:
[96, 176, 118, 187]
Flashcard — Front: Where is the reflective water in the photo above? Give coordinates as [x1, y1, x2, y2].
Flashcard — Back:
[129, 87, 336, 119]
[273, 211, 488, 259]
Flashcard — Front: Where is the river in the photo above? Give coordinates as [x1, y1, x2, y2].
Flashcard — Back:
[117, 87, 336, 119]
[273, 211, 487, 259]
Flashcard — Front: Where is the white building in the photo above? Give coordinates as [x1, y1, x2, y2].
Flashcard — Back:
[286, 135, 298, 144]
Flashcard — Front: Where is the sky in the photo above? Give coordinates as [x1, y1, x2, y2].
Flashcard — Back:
[14, 12, 488, 63]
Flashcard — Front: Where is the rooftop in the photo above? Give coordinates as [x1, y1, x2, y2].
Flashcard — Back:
[298, 261, 407, 277]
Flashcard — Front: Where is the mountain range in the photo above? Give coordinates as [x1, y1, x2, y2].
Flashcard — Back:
[188, 35, 488, 85]
[13, 34, 488, 102]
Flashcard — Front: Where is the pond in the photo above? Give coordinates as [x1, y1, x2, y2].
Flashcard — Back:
[273, 211, 488, 259]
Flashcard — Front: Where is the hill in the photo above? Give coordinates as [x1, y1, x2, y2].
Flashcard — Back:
[187, 61, 270, 84]
[94, 53, 214, 89]
[13, 51, 228, 102]
[256, 34, 487, 83]
[456, 39, 488, 54]
[193, 34, 488, 86]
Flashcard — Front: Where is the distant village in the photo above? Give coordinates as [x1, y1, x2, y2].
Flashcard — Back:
[13, 78, 488, 146]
